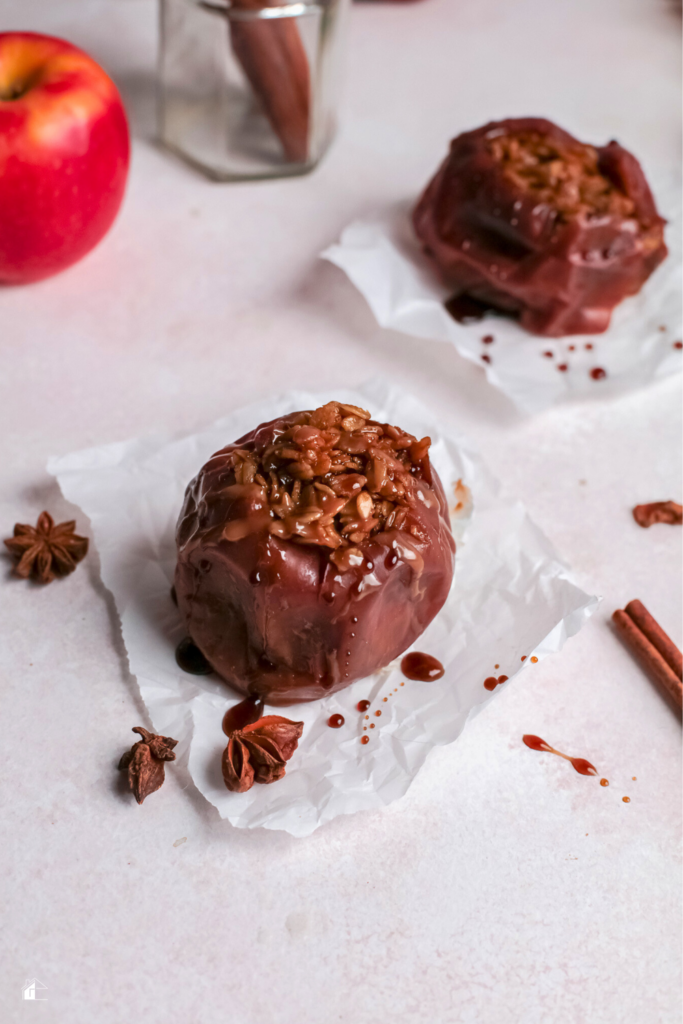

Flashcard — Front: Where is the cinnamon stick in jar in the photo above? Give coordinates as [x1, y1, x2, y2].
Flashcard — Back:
[229, 0, 311, 163]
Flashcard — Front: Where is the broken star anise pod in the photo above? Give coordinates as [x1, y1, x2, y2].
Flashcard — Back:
[118, 727, 178, 804]
[4, 511, 89, 584]
[222, 716, 304, 793]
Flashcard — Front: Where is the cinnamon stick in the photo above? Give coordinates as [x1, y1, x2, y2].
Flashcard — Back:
[612, 605, 682, 709]
[624, 599, 682, 680]
[230, 0, 310, 163]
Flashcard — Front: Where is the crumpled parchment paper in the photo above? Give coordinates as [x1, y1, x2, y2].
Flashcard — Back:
[49, 381, 598, 837]
[322, 175, 681, 415]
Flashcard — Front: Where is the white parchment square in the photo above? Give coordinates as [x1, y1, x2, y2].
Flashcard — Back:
[49, 381, 597, 836]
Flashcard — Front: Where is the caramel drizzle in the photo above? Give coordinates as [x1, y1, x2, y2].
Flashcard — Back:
[522, 734, 598, 777]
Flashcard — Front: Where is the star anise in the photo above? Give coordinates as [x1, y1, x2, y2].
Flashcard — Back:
[4, 511, 88, 583]
[222, 716, 304, 793]
[118, 727, 178, 804]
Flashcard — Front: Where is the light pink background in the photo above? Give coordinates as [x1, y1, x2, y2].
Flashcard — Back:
[0, 1, 680, 1022]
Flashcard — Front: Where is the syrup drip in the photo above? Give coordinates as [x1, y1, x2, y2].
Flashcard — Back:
[374, 710, 382, 717]
[445, 293, 491, 323]
[622, 796, 630, 803]
[401, 652, 445, 682]
[328, 714, 345, 729]
[360, 735, 369, 745]
[522, 735, 598, 776]
[175, 637, 214, 675]
[484, 672, 508, 691]
[600, 778, 609, 787]
[357, 700, 371, 713]
[589, 367, 607, 380]
[222, 696, 264, 736]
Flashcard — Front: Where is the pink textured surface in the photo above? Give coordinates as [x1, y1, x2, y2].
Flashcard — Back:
[0, 1, 680, 1022]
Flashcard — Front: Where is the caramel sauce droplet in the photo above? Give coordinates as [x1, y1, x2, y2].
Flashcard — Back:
[401, 652, 445, 681]
[600, 778, 609, 787]
[223, 696, 264, 736]
[622, 796, 630, 803]
[328, 714, 345, 729]
[357, 700, 371, 713]
[176, 637, 214, 676]
[523, 734, 551, 752]
[360, 735, 369, 745]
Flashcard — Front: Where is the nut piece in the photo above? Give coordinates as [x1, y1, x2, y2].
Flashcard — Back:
[341, 416, 366, 432]
[632, 501, 682, 528]
[356, 492, 374, 520]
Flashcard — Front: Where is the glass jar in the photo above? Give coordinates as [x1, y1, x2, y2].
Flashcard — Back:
[158, 0, 349, 181]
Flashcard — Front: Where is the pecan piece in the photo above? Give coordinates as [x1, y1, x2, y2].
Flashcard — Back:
[632, 501, 682, 528]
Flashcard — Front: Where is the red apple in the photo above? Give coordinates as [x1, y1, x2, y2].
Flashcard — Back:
[0, 32, 130, 284]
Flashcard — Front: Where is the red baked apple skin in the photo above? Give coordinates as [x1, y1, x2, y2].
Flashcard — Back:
[0, 32, 130, 284]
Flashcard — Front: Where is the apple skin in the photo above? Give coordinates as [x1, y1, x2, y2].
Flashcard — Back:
[0, 32, 130, 284]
